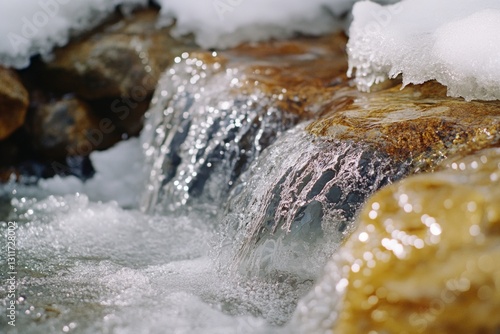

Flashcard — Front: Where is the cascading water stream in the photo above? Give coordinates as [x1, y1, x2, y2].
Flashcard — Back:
[140, 52, 302, 214]
[139, 33, 348, 215]
[1, 34, 414, 333]
[217, 124, 409, 278]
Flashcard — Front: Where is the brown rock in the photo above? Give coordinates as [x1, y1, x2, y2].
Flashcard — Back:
[0, 66, 29, 140]
[306, 80, 500, 171]
[0, 168, 19, 183]
[295, 148, 500, 333]
[196, 32, 349, 117]
[36, 8, 197, 137]
[28, 96, 120, 160]
[39, 9, 196, 100]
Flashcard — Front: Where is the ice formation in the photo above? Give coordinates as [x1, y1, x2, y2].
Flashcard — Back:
[0, 0, 149, 68]
[347, 0, 500, 101]
[155, 0, 401, 48]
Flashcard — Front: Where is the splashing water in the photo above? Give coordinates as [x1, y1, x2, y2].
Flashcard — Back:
[218, 124, 409, 278]
[0, 188, 309, 333]
[0, 129, 333, 333]
[140, 52, 307, 214]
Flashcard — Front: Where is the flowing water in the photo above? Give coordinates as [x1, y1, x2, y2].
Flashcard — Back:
[140, 52, 303, 215]
[1, 49, 408, 334]
[0, 142, 297, 333]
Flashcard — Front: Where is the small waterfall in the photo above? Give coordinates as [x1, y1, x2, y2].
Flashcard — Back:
[133, 33, 418, 329]
[140, 53, 305, 214]
[139, 34, 348, 215]
[138, 48, 411, 280]
[218, 124, 410, 278]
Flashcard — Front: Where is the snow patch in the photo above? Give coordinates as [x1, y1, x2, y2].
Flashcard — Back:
[347, 0, 500, 101]
[0, 0, 148, 68]
[154, 0, 350, 49]
[38, 138, 145, 208]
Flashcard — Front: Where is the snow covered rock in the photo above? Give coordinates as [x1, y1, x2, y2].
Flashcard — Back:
[347, 0, 500, 101]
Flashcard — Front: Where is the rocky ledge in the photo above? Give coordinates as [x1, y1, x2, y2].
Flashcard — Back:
[307, 80, 500, 171]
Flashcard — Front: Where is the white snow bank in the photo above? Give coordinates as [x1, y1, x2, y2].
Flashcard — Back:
[347, 0, 500, 101]
[0, 0, 148, 68]
[155, 0, 353, 49]
[0, 0, 402, 69]
[38, 138, 145, 208]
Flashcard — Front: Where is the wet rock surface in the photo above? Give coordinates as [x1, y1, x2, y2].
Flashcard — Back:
[295, 148, 500, 334]
[35, 8, 197, 139]
[140, 33, 348, 213]
[0, 66, 29, 140]
[27, 95, 120, 161]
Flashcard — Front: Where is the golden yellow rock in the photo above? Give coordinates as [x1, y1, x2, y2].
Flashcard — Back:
[295, 148, 500, 333]
[337, 148, 500, 333]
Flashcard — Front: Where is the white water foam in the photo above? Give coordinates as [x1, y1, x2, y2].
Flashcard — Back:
[0, 190, 308, 333]
[0, 131, 325, 333]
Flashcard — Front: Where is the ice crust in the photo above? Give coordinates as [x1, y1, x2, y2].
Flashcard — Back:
[347, 0, 500, 101]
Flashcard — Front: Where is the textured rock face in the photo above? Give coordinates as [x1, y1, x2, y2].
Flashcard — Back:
[37, 8, 197, 138]
[40, 9, 195, 100]
[140, 33, 348, 213]
[307, 80, 500, 171]
[28, 96, 119, 161]
[295, 148, 500, 333]
[0, 66, 29, 140]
